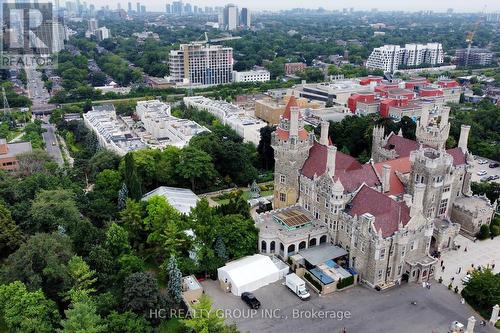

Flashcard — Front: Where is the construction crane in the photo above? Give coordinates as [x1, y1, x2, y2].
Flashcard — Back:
[465, 7, 486, 67]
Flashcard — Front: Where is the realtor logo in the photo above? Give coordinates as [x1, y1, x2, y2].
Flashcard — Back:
[1, 2, 57, 68]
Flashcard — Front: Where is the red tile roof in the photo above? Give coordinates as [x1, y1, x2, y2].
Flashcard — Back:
[383, 133, 419, 158]
[282, 95, 298, 120]
[446, 147, 467, 166]
[301, 141, 380, 192]
[348, 185, 411, 237]
[275, 96, 308, 141]
[374, 157, 411, 196]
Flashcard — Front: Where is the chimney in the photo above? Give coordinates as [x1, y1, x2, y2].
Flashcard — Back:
[320, 121, 329, 145]
[440, 107, 450, 128]
[458, 124, 471, 153]
[289, 107, 299, 137]
[381, 164, 391, 193]
[420, 108, 429, 127]
[327, 145, 337, 178]
[410, 183, 426, 216]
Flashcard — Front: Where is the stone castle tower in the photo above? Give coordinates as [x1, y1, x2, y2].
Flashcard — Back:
[409, 147, 454, 218]
[415, 106, 450, 150]
[271, 96, 314, 208]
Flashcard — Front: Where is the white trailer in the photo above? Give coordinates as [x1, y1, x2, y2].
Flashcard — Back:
[285, 273, 310, 300]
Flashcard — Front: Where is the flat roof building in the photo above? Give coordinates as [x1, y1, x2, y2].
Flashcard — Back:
[142, 186, 200, 214]
[0, 139, 32, 171]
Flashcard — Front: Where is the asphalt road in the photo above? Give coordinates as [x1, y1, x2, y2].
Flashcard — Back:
[202, 280, 497, 333]
[42, 123, 64, 167]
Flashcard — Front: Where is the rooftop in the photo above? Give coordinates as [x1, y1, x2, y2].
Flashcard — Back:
[142, 186, 200, 215]
[298, 244, 348, 266]
[347, 185, 411, 238]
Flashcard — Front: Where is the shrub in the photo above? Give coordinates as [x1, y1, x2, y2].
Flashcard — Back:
[304, 272, 322, 291]
[477, 224, 490, 240]
[490, 225, 500, 237]
[337, 276, 355, 289]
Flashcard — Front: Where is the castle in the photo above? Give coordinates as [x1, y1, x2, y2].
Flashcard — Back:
[255, 96, 496, 290]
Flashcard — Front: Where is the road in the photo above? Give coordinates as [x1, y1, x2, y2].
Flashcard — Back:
[42, 123, 64, 167]
[25, 65, 55, 114]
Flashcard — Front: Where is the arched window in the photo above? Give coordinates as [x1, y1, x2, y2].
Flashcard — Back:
[309, 238, 317, 247]
[261, 240, 267, 253]
[287, 244, 295, 255]
[270, 241, 275, 253]
[320, 235, 327, 244]
[299, 241, 306, 250]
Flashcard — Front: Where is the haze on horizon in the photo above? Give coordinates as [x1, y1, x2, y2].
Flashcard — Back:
[87, 0, 500, 13]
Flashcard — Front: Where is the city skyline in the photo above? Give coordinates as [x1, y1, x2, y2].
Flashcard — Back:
[84, 0, 500, 13]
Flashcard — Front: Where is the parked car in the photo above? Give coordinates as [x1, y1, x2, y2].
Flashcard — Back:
[480, 176, 491, 182]
[477, 170, 487, 176]
[241, 292, 261, 309]
[489, 163, 499, 168]
[491, 175, 500, 180]
[461, 274, 471, 284]
[478, 159, 488, 165]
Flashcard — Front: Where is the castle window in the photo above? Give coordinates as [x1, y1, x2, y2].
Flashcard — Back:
[438, 198, 448, 215]
[325, 202, 329, 208]
[443, 186, 450, 193]
[401, 246, 406, 257]
[378, 270, 383, 279]
[279, 193, 286, 202]
[280, 175, 286, 184]
[397, 265, 402, 275]
[380, 248, 386, 260]
[316, 195, 320, 202]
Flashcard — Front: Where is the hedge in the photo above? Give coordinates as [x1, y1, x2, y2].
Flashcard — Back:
[337, 276, 355, 289]
[304, 272, 322, 291]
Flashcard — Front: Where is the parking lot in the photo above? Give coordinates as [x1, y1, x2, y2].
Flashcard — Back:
[202, 279, 497, 333]
[470, 156, 500, 184]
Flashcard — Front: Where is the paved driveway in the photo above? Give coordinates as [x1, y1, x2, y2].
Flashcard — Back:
[470, 156, 500, 184]
[202, 279, 496, 333]
[435, 235, 499, 291]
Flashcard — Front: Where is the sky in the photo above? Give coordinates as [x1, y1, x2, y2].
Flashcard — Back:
[89, 0, 500, 13]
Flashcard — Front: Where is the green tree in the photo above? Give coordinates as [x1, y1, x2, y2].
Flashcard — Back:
[182, 295, 227, 333]
[0, 281, 60, 333]
[478, 224, 490, 240]
[1, 233, 74, 303]
[58, 300, 107, 333]
[120, 198, 145, 249]
[461, 269, 500, 318]
[122, 272, 163, 316]
[0, 202, 23, 258]
[124, 153, 142, 200]
[166, 255, 182, 305]
[106, 311, 153, 333]
[177, 146, 218, 191]
[118, 183, 128, 210]
[28, 189, 81, 234]
[257, 126, 275, 170]
[66, 255, 97, 302]
[105, 222, 132, 257]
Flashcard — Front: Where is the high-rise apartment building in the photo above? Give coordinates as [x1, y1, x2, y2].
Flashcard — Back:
[366, 43, 444, 72]
[223, 4, 238, 30]
[88, 18, 98, 33]
[240, 7, 251, 27]
[172, 0, 183, 14]
[168, 43, 234, 86]
[455, 48, 494, 67]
